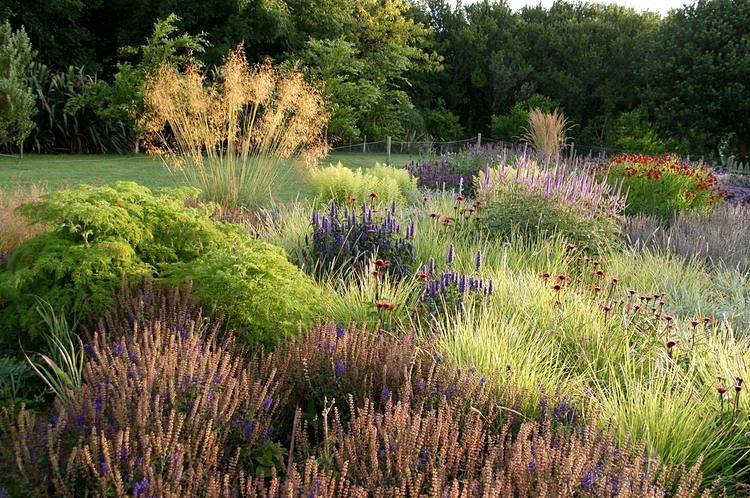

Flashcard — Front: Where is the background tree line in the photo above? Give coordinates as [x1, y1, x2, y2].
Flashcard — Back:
[1, 0, 748, 160]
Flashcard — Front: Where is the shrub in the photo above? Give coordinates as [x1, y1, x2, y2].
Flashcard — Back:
[0, 21, 36, 154]
[480, 191, 619, 254]
[423, 106, 464, 141]
[491, 94, 559, 142]
[141, 45, 327, 209]
[0, 182, 219, 346]
[597, 154, 726, 218]
[0, 182, 320, 350]
[476, 154, 625, 254]
[161, 238, 324, 349]
[26, 63, 135, 154]
[5, 305, 285, 497]
[310, 162, 417, 205]
[608, 107, 670, 155]
[302, 200, 416, 279]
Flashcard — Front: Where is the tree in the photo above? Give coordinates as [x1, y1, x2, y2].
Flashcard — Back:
[642, 0, 750, 159]
[295, 0, 439, 143]
[515, 2, 659, 145]
[0, 20, 35, 156]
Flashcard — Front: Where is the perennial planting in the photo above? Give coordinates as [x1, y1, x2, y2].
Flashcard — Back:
[1, 51, 747, 497]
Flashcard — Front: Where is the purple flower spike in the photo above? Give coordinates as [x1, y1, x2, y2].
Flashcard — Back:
[447, 244, 455, 264]
[475, 250, 482, 271]
[334, 360, 345, 378]
[261, 396, 273, 412]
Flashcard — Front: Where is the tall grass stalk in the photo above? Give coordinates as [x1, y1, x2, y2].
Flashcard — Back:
[142, 45, 327, 208]
[23, 299, 83, 405]
[522, 107, 572, 157]
[0, 185, 45, 265]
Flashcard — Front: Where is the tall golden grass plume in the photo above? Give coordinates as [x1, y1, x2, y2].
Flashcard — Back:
[0, 185, 46, 264]
[141, 44, 328, 208]
[522, 108, 573, 157]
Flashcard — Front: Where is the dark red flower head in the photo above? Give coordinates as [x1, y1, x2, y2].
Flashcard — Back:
[368, 192, 380, 200]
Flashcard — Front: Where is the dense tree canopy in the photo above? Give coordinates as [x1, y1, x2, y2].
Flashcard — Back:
[641, 0, 750, 158]
[0, 0, 748, 158]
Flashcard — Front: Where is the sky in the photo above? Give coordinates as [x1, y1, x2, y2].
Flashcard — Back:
[457, 0, 691, 16]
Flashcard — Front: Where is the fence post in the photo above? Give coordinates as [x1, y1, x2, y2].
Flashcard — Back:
[477, 133, 482, 147]
[363, 135, 367, 153]
[386, 136, 392, 165]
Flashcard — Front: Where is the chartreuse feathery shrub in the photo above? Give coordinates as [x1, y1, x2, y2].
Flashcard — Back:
[161, 239, 324, 349]
[0, 182, 322, 350]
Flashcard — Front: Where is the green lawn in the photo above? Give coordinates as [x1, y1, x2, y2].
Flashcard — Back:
[0, 152, 419, 200]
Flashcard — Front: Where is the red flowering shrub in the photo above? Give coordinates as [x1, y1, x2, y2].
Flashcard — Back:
[596, 154, 726, 218]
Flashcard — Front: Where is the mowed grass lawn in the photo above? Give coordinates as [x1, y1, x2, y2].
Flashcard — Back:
[0, 152, 417, 200]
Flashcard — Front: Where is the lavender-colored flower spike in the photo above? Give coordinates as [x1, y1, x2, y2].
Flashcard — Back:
[447, 243, 455, 264]
[475, 250, 482, 271]
[428, 256, 435, 275]
[487, 280, 494, 295]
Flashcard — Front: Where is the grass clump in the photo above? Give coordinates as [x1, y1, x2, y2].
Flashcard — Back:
[522, 108, 572, 157]
[621, 204, 750, 272]
[142, 45, 327, 209]
[309, 162, 417, 205]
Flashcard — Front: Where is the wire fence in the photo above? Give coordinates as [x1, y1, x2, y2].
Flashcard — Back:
[328, 135, 624, 164]
[328, 134, 750, 174]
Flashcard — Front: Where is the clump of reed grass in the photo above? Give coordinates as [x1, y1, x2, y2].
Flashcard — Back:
[522, 107, 573, 157]
[141, 45, 328, 209]
[0, 185, 45, 267]
[620, 204, 750, 271]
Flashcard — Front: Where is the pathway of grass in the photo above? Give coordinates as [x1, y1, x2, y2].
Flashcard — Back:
[0, 152, 419, 200]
